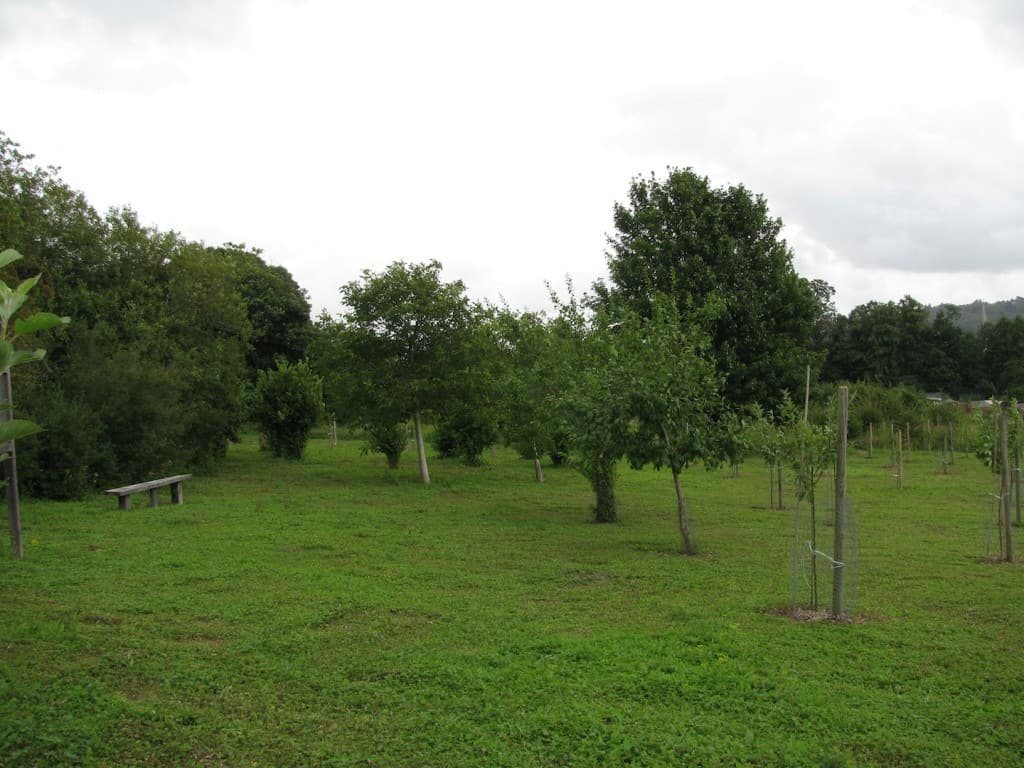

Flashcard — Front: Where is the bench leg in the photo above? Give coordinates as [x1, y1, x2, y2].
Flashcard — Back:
[149, 489, 159, 507]
[119, 495, 131, 511]
[171, 482, 184, 505]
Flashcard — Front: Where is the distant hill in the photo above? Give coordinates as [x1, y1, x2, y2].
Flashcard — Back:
[927, 297, 1024, 333]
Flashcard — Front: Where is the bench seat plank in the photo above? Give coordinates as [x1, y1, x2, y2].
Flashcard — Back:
[104, 474, 192, 509]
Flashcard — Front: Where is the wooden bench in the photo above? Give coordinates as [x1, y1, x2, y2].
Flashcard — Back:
[104, 474, 192, 510]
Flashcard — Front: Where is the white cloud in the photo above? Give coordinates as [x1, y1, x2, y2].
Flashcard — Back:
[1, 0, 1021, 317]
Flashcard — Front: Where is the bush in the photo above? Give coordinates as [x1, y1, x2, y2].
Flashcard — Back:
[18, 388, 112, 500]
[433, 406, 498, 466]
[251, 360, 323, 460]
[365, 421, 408, 469]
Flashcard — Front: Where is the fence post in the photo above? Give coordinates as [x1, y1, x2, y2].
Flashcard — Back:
[832, 386, 848, 619]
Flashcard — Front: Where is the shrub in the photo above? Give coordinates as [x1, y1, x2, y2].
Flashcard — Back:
[18, 389, 111, 500]
[433, 406, 497, 466]
[251, 360, 323, 460]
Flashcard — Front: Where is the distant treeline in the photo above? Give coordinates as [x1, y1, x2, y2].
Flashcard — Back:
[816, 295, 1024, 401]
[926, 298, 1024, 333]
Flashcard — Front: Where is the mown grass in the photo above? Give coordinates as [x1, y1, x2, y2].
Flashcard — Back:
[1, 435, 1022, 767]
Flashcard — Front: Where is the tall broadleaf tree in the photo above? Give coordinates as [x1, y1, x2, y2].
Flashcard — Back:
[337, 261, 475, 483]
[595, 167, 821, 410]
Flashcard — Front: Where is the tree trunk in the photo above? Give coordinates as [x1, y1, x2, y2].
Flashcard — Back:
[533, 446, 544, 483]
[673, 469, 696, 555]
[590, 458, 616, 523]
[386, 450, 401, 470]
[414, 411, 430, 485]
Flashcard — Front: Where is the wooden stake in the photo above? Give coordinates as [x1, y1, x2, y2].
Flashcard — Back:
[776, 451, 783, 510]
[832, 386, 848, 619]
[1015, 447, 1021, 527]
[804, 364, 811, 422]
[999, 404, 1013, 562]
[896, 431, 904, 490]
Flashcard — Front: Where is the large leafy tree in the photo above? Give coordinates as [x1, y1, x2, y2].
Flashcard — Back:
[336, 261, 475, 483]
[595, 168, 821, 409]
[214, 243, 312, 374]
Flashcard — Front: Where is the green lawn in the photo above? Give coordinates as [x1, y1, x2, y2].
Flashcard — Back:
[2, 436, 1022, 767]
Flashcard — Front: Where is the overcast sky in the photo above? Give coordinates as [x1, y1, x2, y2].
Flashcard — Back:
[2, 0, 1022, 316]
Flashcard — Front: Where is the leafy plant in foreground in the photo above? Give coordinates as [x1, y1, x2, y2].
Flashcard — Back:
[0, 247, 70, 556]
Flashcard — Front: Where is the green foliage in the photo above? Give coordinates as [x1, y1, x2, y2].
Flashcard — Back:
[784, 418, 835, 507]
[365, 421, 408, 469]
[833, 381, 929, 440]
[317, 261, 479, 478]
[215, 243, 312, 374]
[0, 247, 70, 465]
[62, 329, 187, 480]
[615, 296, 734, 552]
[339, 260, 474, 415]
[596, 167, 820, 409]
[617, 296, 731, 475]
[1, 136, 259, 494]
[17, 389, 108, 500]
[821, 297, 974, 395]
[972, 401, 1023, 471]
[746, 397, 800, 508]
[494, 307, 572, 468]
[433, 406, 498, 466]
[978, 318, 1024, 399]
[311, 316, 409, 469]
[252, 360, 324, 460]
[552, 287, 628, 522]
[747, 397, 799, 465]
[431, 312, 504, 466]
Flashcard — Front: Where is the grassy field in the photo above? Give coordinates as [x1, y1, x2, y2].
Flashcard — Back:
[2, 434, 1022, 767]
